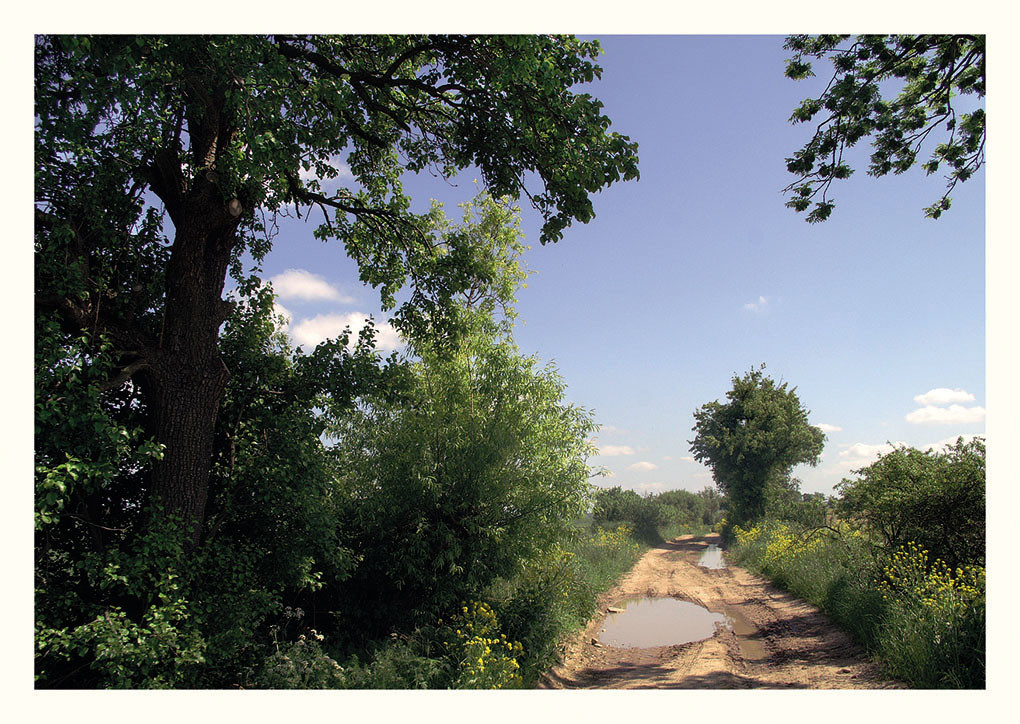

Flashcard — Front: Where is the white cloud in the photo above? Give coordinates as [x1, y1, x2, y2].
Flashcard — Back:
[835, 441, 907, 471]
[597, 445, 636, 456]
[627, 461, 659, 472]
[290, 312, 402, 352]
[679, 456, 697, 463]
[743, 295, 768, 313]
[905, 404, 986, 425]
[816, 423, 842, 433]
[270, 269, 354, 304]
[633, 482, 669, 496]
[299, 156, 353, 182]
[273, 302, 292, 328]
[922, 433, 983, 452]
[661, 455, 673, 461]
[599, 424, 626, 435]
[914, 388, 976, 406]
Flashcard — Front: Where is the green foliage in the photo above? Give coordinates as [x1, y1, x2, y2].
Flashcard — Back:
[487, 523, 646, 685]
[731, 522, 985, 688]
[763, 478, 831, 528]
[330, 322, 596, 636]
[251, 619, 348, 689]
[591, 486, 721, 542]
[836, 437, 984, 569]
[317, 193, 598, 660]
[440, 601, 524, 689]
[782, 34, 985, 221]
[36, 34, 638, 688]
[689, 365, 825, 526]
[35, 34, 639, 347]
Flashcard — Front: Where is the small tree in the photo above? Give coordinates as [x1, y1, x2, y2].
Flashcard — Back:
[689, 365, 825, 526]
[836, 437, 985, 569]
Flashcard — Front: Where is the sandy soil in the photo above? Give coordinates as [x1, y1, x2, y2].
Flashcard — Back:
[539, 533, 903, 689]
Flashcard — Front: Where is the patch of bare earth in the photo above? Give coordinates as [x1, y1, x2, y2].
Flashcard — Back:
[539, 533, 903, 689]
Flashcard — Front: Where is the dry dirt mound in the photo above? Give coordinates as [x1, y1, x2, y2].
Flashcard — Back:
[539, 533, 903, 689]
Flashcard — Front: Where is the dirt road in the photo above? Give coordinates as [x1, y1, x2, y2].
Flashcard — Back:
[540, 534, 902, 689]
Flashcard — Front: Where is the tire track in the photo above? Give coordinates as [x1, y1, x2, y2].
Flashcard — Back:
[539, 533, 902, 689]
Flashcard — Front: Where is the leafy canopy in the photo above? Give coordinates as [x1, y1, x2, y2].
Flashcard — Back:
[783, 34, 985, 222]
[34, 34, 639, 688]
[35, 34, 639, 344]
[836, 436, 985, 569]
[689, 365, 825, 525]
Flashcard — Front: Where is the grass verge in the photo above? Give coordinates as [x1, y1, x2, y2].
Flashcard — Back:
[728, 520, 985, 688]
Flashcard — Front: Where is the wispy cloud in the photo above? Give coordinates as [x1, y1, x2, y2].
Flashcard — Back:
[914, 388, 976, 406]
[627, 461, 659, 472]
[662, 455, 673, 461]
[743, 295, 769, 313]
[679, 456, 697, 463]
[270, 269, 355, 304]
[599, 424, 627, 435]
[816, 423, 843, 433]
[290, 312, 402, 352]
[905, 404, 985, 425]
[597, 445, 636, 456]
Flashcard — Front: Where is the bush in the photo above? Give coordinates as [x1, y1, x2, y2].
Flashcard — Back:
[836, 437, 985, 569]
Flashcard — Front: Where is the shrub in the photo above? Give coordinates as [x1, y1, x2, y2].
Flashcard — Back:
[836, 437, 985, 569]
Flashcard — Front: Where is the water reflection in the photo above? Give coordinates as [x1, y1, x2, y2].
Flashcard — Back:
[598, 597, 726, 648]
[698, 543, 726, 569]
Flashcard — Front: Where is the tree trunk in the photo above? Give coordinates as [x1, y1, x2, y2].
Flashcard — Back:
[148, 180, 238, 548]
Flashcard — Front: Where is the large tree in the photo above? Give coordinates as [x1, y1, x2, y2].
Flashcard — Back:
[689, 365, 825, 525]
[34, 35, 639, 548]
[782, 34, 985, 222]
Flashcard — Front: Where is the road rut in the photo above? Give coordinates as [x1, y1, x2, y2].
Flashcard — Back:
[540, 533, 902, 689]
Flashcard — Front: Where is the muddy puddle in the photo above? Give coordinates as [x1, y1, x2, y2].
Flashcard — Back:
[598, 598, 726, 648]
[722, 605, 769, 661]
[598, 597, 769, 660]
[697, 543, 726, 569]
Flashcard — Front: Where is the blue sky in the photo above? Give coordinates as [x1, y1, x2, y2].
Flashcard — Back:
[249, 35, 985, 498]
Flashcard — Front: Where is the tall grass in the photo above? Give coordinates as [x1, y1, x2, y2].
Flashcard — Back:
[729, 521, 985, 688]
[487, 522, 647, 685]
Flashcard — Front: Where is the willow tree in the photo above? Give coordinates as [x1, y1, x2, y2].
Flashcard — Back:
[34, 35, 639, 548]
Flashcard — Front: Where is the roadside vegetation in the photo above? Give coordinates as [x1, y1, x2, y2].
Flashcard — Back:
[34, 34, 984, 692]
[725, 437, 985, 688]
[35, 188, 691, 690]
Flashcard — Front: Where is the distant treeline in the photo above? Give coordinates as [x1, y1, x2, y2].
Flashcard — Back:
[591, 485, 726, 541]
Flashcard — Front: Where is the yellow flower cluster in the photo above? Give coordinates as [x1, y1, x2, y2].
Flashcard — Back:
[734, 522, 822, 568]
[443, 600, 523, 689]
[594, 524, 636, 547]
[733, 524, 762, 543]
[876, 542, 985, 613]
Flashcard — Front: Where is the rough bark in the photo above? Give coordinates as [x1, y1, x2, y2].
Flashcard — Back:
[147, 175, 239, 547]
